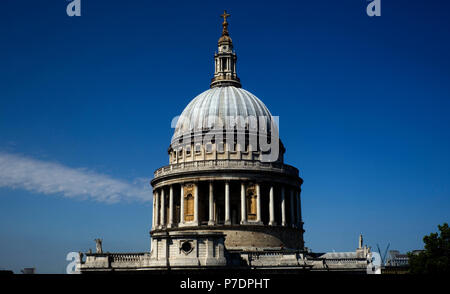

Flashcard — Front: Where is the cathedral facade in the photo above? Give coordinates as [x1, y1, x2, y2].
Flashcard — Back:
[78, 12, 372, 273]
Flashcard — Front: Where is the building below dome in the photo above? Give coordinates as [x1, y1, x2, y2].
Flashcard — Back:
[78, 11, 374, 274]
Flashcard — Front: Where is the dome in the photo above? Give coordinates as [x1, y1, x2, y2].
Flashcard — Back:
[218, 34, 232, 44]
[172, 86, 276, 143]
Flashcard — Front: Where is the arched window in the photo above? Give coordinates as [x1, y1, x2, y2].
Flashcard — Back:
[195, 144, 202, 154]
[205, 143, 213, 153]
[184, 193, 194, 222]
[217, 142, 224, 153]
[221, 58, 227, 71]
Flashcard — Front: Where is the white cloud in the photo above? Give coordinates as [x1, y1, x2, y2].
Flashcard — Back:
[0, 152, 151, 203]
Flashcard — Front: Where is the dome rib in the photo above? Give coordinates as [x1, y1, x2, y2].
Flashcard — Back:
[172, 86, 275, 143]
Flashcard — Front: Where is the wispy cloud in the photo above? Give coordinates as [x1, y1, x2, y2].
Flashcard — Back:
[0, 152, 151, 203]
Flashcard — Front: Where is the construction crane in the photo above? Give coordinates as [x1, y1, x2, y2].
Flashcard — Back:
[376, 243, 390, 266]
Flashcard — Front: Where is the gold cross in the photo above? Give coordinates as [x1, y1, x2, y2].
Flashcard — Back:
[221, 10, 230, 23]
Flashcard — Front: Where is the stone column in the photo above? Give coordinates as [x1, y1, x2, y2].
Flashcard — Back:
[152, 191, 156, 229]
[269, 185, 275, 226]
[208, 182, 215, 226]
[240, 182, 246, 224]
[225, 181, 231, 225]
[281, 186, 286, 226]
[168, 185, 174, 228]
[155, 190, 160, 228]
[180, 184, 184, 225]
[194, 182, 199, 225]
[290, 189, 295, 227]
[160, 188, 165, 228]
[256, 183, 261, 223]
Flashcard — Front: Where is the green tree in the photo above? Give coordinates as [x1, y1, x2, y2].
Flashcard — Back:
[408, 223, 450, 274]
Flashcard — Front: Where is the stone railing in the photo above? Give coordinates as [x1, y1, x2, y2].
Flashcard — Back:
[323, 258, 368, 264]
[248, 252, 284, 260]
[154, 159, 299, 178]
[243, 251, 303, 267]
[110, 253, 145, 263]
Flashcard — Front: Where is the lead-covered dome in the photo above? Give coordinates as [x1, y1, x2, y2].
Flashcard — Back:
[172, 86, 275, 142]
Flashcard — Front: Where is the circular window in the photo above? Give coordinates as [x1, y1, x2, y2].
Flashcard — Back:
[181, 241, 192, 254]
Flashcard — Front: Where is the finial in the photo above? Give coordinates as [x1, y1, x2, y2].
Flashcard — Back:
[221, 10, 230, 36]
[211, 10, 241, 88]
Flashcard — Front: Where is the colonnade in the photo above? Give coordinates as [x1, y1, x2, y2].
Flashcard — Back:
[152, 181, 302, 230]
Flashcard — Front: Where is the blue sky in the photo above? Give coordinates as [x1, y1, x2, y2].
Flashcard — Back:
[1, 0, 449, 273]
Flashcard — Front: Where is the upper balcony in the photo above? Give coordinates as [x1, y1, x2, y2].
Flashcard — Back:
[153, 159, 299, 180]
